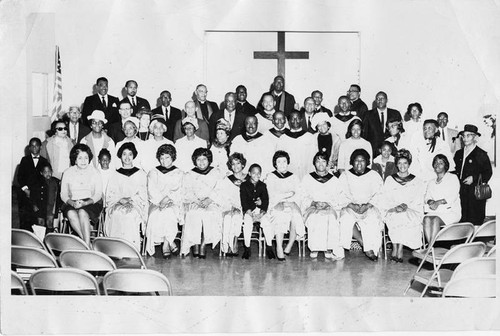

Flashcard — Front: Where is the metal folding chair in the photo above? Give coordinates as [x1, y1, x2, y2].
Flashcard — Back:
[44, 233, 90, 261]
[29, 268, 100, 295]
[93, 237, 147, 269]
[11, 271, 28, 295]
[60, 250, 117, 272]
[11, 246, 58, 281]
[102, 269, 172, 296]
[486, 245, 496, 257]
[442, 275, 496, 298]
[12, 229, 46, 250]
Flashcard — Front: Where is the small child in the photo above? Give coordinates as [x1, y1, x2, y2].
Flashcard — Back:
[372, 140, 397, 181]
[30, 162, 61, 234]
[239, 163, 269, 259]
[98, 148, 112, 196]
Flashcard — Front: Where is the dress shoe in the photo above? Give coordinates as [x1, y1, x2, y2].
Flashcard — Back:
[266, 246, 276, 259]
[242, 246, 251, 259]
[324, 252, 334, 259]
[162, 252, 171, 259]
[198, 254, 206, 259]
[310, 251, 318, 258]
[277, 256, 286, 261]
[365, 251, 378, 261]
[397, 257, 404, 263]
[170, 245, 179, 256]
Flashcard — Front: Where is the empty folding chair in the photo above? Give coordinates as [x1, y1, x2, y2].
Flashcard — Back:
[11, 271, 28, 295]
[44, 233, 90, 261]
[92, 237, 147, 269]
[442, 276, 496, 298]
[486, 245, 496, 257]
[405, 242, 486, 297]
[103, 269, 172, 296]
[12, 229, 46, 250]
[60, 250, 116, 273]
[468, 220, 496, 253]
[29, 268, 100, 295]
[11, 246, 58, 281]
[449, 257, 496, 280]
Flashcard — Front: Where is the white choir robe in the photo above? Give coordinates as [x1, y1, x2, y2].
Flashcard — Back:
[330, 115, 361, 141]
[338, 169, 383, 255]
[408, 134, 454, 182]
[174, 135, 207, 172]
[403, 120, 423, 142]
[210, 144, 231, 178]
[255, 112, 274, 134]
[376, 174, 425, 249]
[141, 137, 175, 174]
[114, 137, 145, 171]
[231, 133, 274, 176]
[337, 137, 373, 171]
[146, 166, 184, 256]
[299, 172, 344, 256]
[261, 171, 305, 245]
[180, 167, 222, 255]
[281, 131, 316, 179]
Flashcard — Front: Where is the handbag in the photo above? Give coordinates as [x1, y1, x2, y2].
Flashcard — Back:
[474, 174, 492, 200]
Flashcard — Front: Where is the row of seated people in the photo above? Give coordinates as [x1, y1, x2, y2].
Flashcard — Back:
[16, 127, 491, 262]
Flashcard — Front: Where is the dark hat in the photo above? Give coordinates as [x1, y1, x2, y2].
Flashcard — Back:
[458, 124, 481, 137]
[423, 119, 439, 127]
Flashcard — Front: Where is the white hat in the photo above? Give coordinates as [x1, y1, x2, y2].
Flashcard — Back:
[87, 110, 108, 124]
[310, 112, 331, 130]
[182, 116, 199, 131]
[123, 116, 140, 129]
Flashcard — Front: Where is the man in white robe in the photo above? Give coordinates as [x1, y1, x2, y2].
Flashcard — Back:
[330, 95, 360, 141]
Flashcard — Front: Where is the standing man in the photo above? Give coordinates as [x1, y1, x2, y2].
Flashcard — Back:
[235, 85, 256, 116]
[437, 112, 462, 155]
[66, 106, 90, 145]
[120, 80, 151, 116]
[151, 90, 182, 141]
[258, 75, 298, 119]
[193, 84, 219, 124]
[363, 91, 402, 157]
[208, 92, 246, 142]
[81, 77, 120, 127]
[173, 101, 209, 142]
[311, 90, 333, 117]
[330, 95, 360, 141]
[348, 84, 368, 120]
[301, 97, 323, 134]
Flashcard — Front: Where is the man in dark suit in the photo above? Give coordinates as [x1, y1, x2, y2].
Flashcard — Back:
[258, 75, 298, 119]
[81, 77, 120, 127]
[362, 91, 402, 157]
[119, 80, 151, 116]
[208, 92, 246, 142]
[106, 101, 133, 143]
[453, 124, 493, 225]
[311, 90, 333, 117]
[193, 84, 219, 124]
[17, 138, 50, 232]
[66, 106, 90, 145]
[437, 111, 462, 155]
[348, 84, 369, 120]
[300, 97, 320, 134]
[235, 85, 256, 116]
[151, 90, 182, 141]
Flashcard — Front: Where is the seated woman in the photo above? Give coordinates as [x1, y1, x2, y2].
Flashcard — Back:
[311, 113, 341, 173]
[337, 119, 373, 174]
[114, 117, 144, 170]
[378, 149, 425, 262]
[209, 119, 232, 177]
[104, 142, 148, 251]
[338, 148, 383, 261]
[60, 144, 103, 245]
[261, 150, 305, 260]
[141, 117, 174, 173]
[146, 144, 184, 258]
[300, 152, 344, 260]
[371, 141, 397, 181]
[213, 152, 247, 257]
[174, 118, 207, 172]
[423, 154, 461, 243]
[41, 120, 73, 180]
[180, 148, 222, 258]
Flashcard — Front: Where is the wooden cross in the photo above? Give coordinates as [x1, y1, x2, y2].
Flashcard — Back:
[253, 31, 309, 77]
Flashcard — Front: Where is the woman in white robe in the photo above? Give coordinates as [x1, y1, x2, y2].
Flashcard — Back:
[209, 119, 232, 178]
[104, 142, 148, 251]
[378, 149, 425, 262]
[261, 150, 305, 260]
[114, 117, 144, 170]
[338, 148, 383, 261]
[141, 117, 175, 174]
[174, 117, 207, 172]
[300, 152, 344, 260]
[146, 144, 184, 257]
[337, 119, 373, 173]
[180, 148, 222, 258]
[403, 102, 424, 141]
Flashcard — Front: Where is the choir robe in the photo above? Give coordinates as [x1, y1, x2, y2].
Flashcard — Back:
[377, 174, 425, 249]
[180, 166, 222, 255]
[104, 167, 148, 251]
[338, 169, 383, 255]
[231, 132, 273, 176]
[255, 111, 274, 134]
[300, 172, 344, 256]
[408, 135, 454, 182]
[260, 171, 305, 245]
[174, 135, 207, 172]
[145, 165, 184, 256]
[403, 120, 423, 142]
[141, 137, 175, 174]
[424, 172, 461, 225]
[337, 137, 373, 171]
[212, 175, 248, 253]
[280, 129, 316, 179]
[330, 114, 361, 141]
[114, 137, 145, 171]
[209, 143, 231, 178]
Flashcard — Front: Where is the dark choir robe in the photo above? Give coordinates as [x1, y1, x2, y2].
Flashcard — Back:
[151, 105, 183, 141]
[350, 98, 369, 120]
[120, 96, 151, 116]
[194, 100, 220, 124]
[81, 94, 121, 127]
[236, 100, 256, 116]
[453, 145, 492, 225]
[208, 109, 247, 142]
[258, 91, 297, 119]
[362, 108, 402, 157]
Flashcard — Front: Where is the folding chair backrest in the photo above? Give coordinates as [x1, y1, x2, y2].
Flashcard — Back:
[434, 222, 474, 244]
[60, 250, 116, 272]
[442, 276, 496, 298]
[29, 268, 100, 295]
[44, 233, 90, 259]
[487, 245, 496, 257]
[11, 271, 28, 295]
[11, 246, 58, 269]
[468, 220, 496, 242]
[103, 269, 172, 295]
[12, 229, 46, 250]
[439, 242, 486, 266]
[92, 237, 146, 269]
[450, 257, 496, 281]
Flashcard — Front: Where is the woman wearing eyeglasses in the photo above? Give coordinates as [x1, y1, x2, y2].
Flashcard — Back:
[41, 120, 74, 179]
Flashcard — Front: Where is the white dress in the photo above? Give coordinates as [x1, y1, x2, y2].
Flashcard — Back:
[260, 171, 305, 245]
[180, 167, 222, 255]
[300, 172, 344, 256]
[174, 135, 207, 172]
[141, 137, 175, 174]
[209, 144, 231, 178]
[378, 174, 425, 249]
[403, 120, 423, 141]
[145, 166, 184, 256]
[424, 172, 461, 225]
[338, 169, 383, 255]
[281, 131, 317, 179]
[231, 133, 273, 176]
[337, 137, 373, 171]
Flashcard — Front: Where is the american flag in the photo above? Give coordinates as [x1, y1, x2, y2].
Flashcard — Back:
[50, 46, 62, 121]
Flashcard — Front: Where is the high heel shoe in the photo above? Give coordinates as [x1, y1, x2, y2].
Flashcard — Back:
[266, 245, 276, 259]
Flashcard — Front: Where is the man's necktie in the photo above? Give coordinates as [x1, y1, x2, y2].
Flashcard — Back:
[381, 112, 384, 132]
[229, 113, 233, 126]
[102, 97, 107, 109]
[442, 129, 445, 141]
[132, 97, 136, 107]
[72, 124, 77, 141]
[307, 116, 311, 130]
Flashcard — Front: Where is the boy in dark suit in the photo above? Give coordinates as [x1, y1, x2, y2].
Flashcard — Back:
[30, 162, 61, 234]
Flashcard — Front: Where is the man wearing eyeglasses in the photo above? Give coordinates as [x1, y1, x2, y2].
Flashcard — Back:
[347, 84, 368, 120]
[66, 106, 91, 145]
[107, 102, 134, 143]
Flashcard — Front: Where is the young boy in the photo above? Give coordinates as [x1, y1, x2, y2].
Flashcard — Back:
[239, 163, 269, 259]
[30, 162, 61, 234]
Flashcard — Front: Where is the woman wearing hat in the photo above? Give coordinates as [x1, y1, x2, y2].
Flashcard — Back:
[208, 118, 232, 177]
[141, 116, 175, 173]
[453, 124, 493, 225]
[80, 110, 116, 169]
[114, 116, 144, 170]
[174, 116, 207, 172]
[310, 112, 341, 173]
